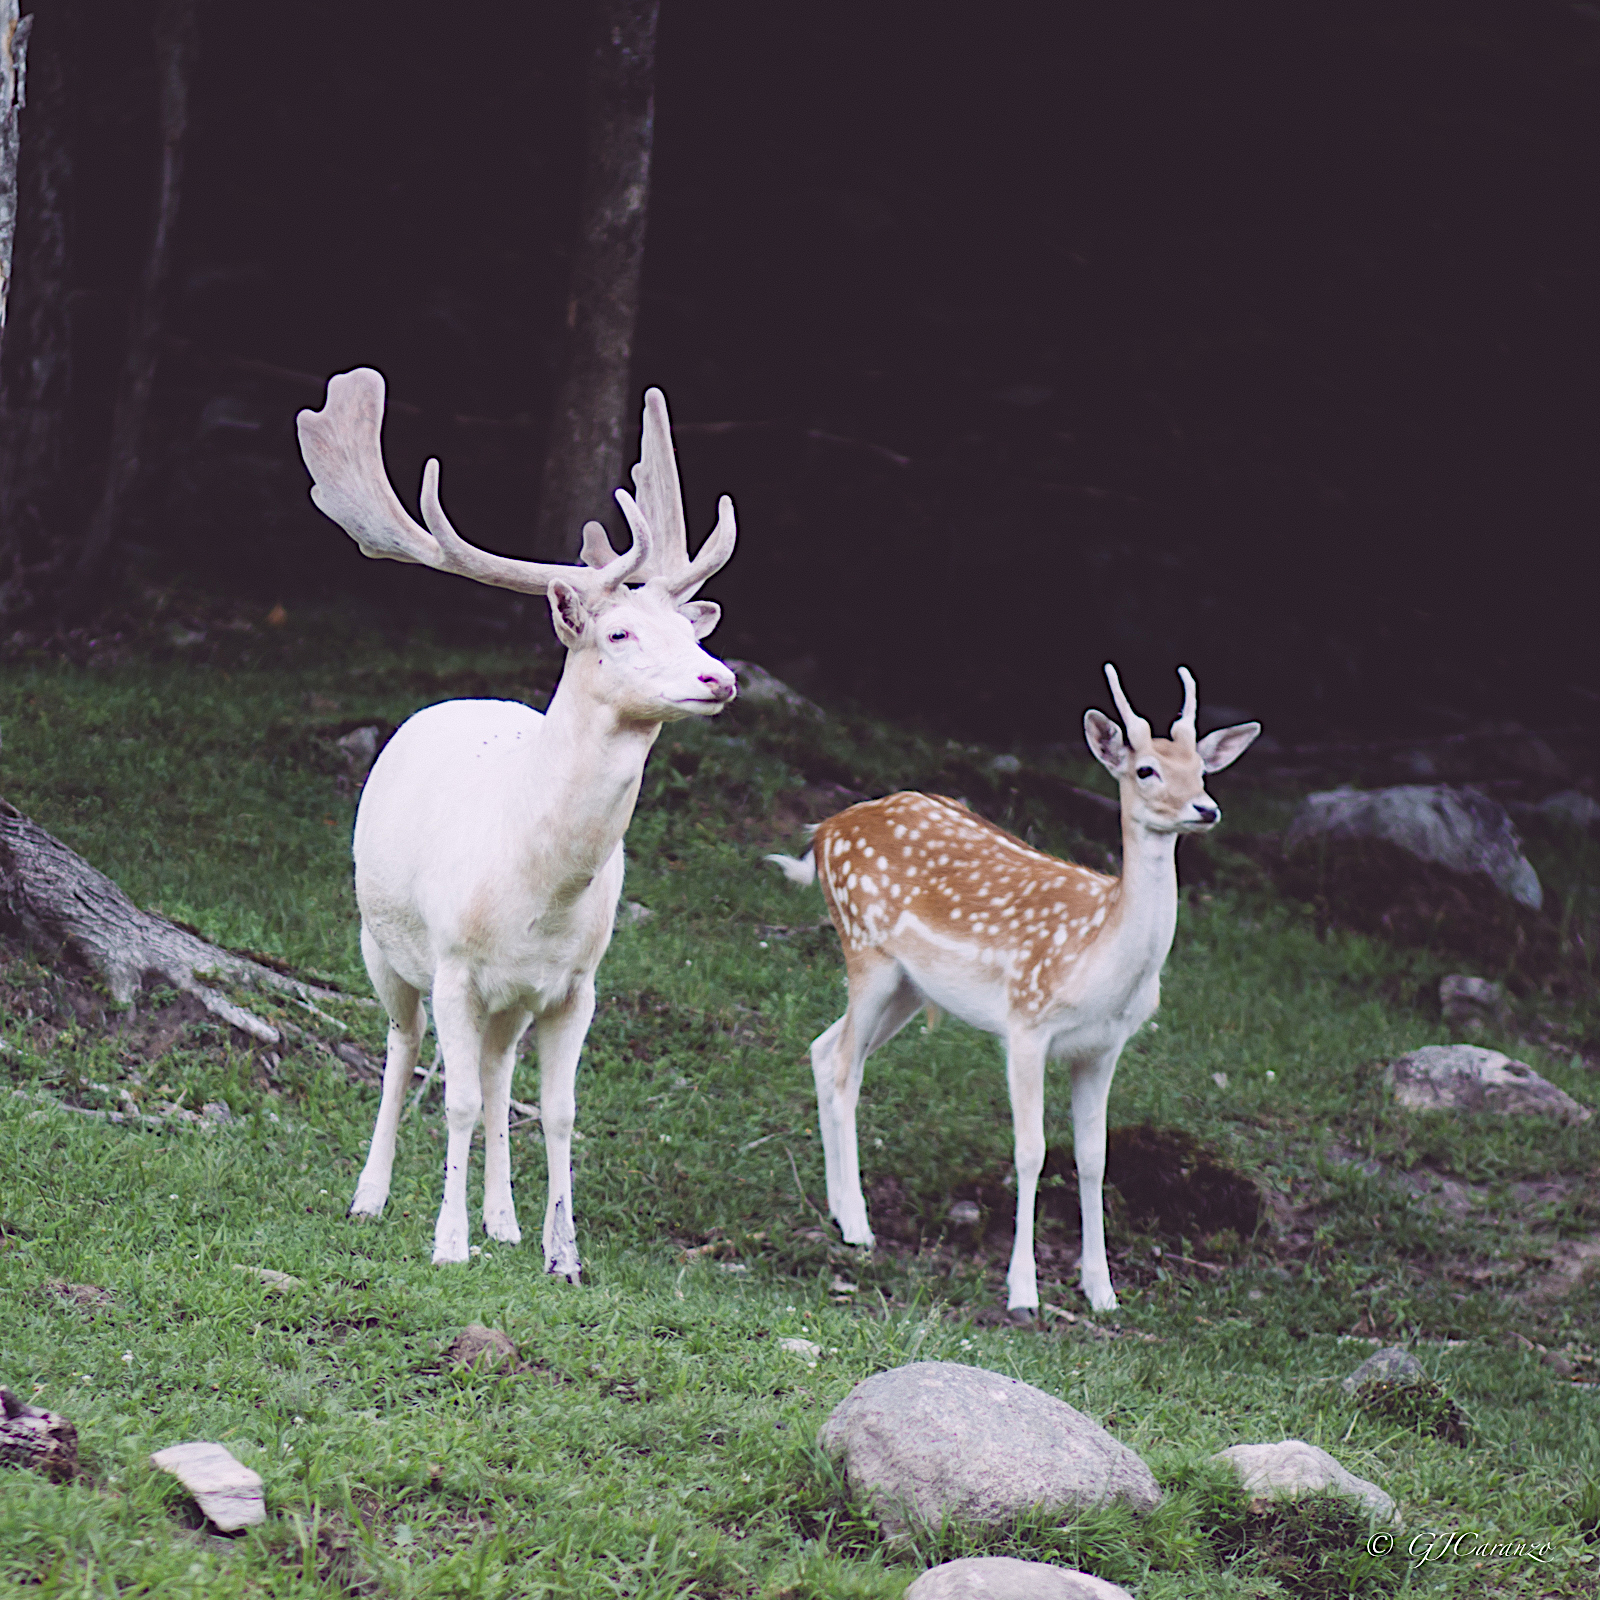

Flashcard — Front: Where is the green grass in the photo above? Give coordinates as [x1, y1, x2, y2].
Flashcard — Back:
[1, 618, 1598, 1597]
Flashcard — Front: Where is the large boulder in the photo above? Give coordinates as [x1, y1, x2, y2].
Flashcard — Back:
[1284, 785, 1541, 910]
[905, 1557, 1133, 1600]
[1387, 1045, 1590, 1124]
[818, 1361, 1161, 1538]
[1209, 1439, 1398, 1524]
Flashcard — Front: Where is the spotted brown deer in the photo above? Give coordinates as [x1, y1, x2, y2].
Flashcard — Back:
[297, 369, 738, 1277]
[766, 665, 1258, 1314]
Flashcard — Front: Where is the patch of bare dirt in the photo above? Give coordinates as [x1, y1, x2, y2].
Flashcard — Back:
[47, 1280, 113, 1312]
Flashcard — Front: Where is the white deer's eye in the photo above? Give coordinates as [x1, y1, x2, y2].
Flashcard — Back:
[1136, 765, 1156, 780]
[607, 629, 631, 643]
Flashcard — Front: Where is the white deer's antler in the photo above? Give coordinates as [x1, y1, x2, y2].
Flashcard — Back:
[1171, 666, 1198, 744]
[296, 371, 736, 601]
[580, 388, 737, 602]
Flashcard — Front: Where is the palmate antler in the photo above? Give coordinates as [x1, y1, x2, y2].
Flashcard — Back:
[295, 369, 735, 602]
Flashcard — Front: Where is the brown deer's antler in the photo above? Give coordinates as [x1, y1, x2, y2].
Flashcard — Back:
[296, 370, 734, 601]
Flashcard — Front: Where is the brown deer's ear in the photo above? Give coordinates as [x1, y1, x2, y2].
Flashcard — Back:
[1197, 721, 1261, 773]
[547, 579, 592, 647]
[1084, 709, 1128, 775]
[679, 600, 720, 640]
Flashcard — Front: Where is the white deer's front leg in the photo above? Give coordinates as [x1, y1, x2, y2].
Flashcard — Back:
[431, 973, 485, 1265]
[1070, 1048, 1122, 1313]
[1005, 1028, 1050, 1314]
[481, 1006, 532, 1244]
[535, 984, 596, 1283]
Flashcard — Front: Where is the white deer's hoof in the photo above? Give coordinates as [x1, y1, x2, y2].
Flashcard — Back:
[545, 1256, 582, 1285]
[483, 1213, 522, 1245]
[1006, 1305, 1039, 1326]
[432, 1226, 470, 1265]
[1083, 1282, 1118, 1314]
[348, 1181, 387, 1219]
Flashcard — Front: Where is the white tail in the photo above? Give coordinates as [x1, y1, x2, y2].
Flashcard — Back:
[298, 373, 739, 1276]
[763, 848, 817, 887]
[792, 666, 1259, 1314]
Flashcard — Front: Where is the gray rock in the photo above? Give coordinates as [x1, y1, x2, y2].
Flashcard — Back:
[905, 1557, 1133, 1600]
[818, 1361, 1161, 1538]
[336, 724, 382, 780]
[150, 1441, 266, 1530]
[1210, 1439, 1398, 1524]
[723, 659, 824, 717]
[230, 1264, 304, 1292]
[1284, 785, 1542, 910]
[1438, 975, 1511, 1034]
[1387, 1045, 1590, 1124]
[1342, 1345, 1425, 1396]
[1538, 790, 1600, 830]
[779, 1337, 822, 1359]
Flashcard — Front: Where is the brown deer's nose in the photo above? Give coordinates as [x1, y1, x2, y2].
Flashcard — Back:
[701, 672, 736, 703]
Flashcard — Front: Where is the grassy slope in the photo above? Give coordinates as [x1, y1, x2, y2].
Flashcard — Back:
[1, 626, 1597, 1598]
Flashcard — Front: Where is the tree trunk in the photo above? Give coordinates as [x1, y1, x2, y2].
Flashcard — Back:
[0, 795, 351, 1045]
[0, 0, 32, 363]
[74, 0, 196, 586]
[530, 0, 659, 561]
[0, 0, 72, 616]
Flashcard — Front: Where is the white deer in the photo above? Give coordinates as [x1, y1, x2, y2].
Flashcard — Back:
[296, 368, 738, 1276]
[765, 666, 1258, 1314]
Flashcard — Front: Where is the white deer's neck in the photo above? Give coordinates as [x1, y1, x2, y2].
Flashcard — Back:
[524, 659, 661, 900]
[1105, 810, 1181, 975]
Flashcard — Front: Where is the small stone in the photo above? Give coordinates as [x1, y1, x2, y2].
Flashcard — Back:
[1439, 975, 1511, 1033]
[1210, 1439, 1398, 1524]
[150, 1441, 266, 1531]
[819, 1361, 1161, 1539]
[780, 1337, 822, 1359]
[202, 1100, 234, 1124]
[445, 1323, 518, 1372]
[1386, 1045, 1590, 1124]
[906, 1556, 1133, 1600]
[231, 1264, 304, 1292]
[1211, 1072, 1229, 1089]
[947, 1200, 982, 1225]
[1342, 1345, 1425, 1396]
[622, 900, 655, 926]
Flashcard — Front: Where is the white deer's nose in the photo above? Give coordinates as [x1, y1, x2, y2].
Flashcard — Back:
[699, 668, 736, 704]
[1192, 801, 1219, 825]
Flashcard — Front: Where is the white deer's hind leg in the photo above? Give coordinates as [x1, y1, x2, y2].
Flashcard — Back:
[1004, 1029, 1050, 1314]
[350, 929, 426, 1219]
[535, 982, 596, 1282]
[430, 969, 486, 1265]
[480, 1006, 533, 1244]
[825, 954, 923, 1248]
[1071, 1048, 1121, 1313]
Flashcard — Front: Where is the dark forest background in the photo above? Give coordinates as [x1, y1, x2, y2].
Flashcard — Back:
[2, 0, 1597, 744]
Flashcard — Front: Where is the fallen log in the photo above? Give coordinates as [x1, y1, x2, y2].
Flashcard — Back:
[0, 795, 355, 1046]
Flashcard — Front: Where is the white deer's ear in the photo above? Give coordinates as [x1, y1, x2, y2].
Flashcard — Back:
[547, 579, 592, 647]
[1084, 709, 1128, 775]
[680, 600, 720, 640]
[1197, 721, 1261, 773]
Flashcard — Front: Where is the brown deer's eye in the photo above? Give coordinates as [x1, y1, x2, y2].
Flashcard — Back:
[1136, 765, 1156, 779]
